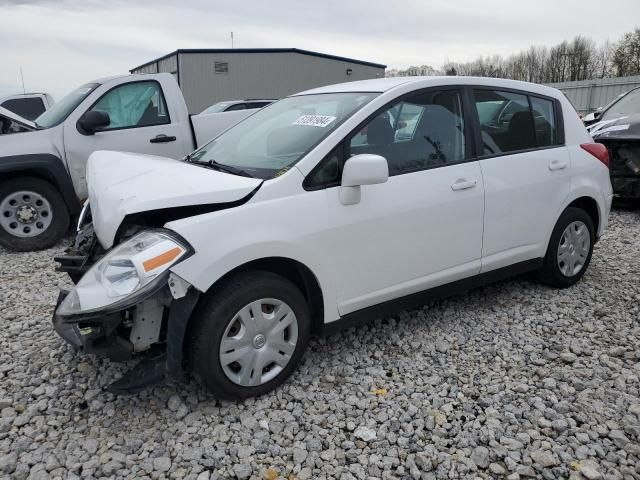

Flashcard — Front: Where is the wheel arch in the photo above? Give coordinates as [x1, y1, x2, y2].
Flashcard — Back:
[566, 196, 600, 235]
[543, 193, 602, 262]
[0, 154, 80, 216]
[189, 256, 326, 336]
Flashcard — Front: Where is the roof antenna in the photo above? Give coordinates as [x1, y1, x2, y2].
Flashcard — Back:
[20, 67, 26, 94]
[231, 32, 234, 49]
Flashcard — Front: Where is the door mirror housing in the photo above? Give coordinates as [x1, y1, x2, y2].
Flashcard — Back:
[340, 154, 388, 205]
[77, 111, 110, 135]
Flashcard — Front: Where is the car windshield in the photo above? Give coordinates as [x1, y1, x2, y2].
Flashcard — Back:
[188, 92, 378, 179]
[35, 83, 100, 129]
[602, 88, 640, 120]
[200, 102, 233, 114]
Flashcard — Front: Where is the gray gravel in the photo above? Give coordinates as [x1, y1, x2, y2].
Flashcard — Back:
[1, 209, 639, 480]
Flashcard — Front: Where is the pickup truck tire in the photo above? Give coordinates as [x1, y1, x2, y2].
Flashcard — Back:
[188, 270, 311, 400]
[538, 207, 595, 288]
[0, 177, 70, 251]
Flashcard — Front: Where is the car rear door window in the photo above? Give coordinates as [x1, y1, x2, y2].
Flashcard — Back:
[530, 96, 557, 147]
[473, 90, 535, 155]
[349, 89, 468, 176]
[473, 89, 560, 155]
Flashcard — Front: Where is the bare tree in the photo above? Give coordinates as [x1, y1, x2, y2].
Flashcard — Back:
[612, 28, 640, 76]
[390, 28, 640, 82]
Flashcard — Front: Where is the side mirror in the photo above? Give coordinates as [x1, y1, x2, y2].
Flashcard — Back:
[77, 111, 110, 135]
[340, 154, 388, 205]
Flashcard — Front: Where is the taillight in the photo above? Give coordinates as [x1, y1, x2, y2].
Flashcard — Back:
[581, 143, 609, 168]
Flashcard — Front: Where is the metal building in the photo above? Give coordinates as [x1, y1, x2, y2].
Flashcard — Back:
[130, 48, 386, 114]
[547, 75, 640, 115]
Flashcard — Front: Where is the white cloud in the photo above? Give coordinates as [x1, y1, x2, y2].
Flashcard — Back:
[0, 0, 638, 99]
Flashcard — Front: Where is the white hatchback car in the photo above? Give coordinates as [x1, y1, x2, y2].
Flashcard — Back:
[53, 77, 613, 399]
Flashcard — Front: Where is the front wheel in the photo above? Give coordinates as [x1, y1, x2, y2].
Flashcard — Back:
[0, 177, 70, 251]
[538, 207, 595, 288]
[188, 271, 311, 400]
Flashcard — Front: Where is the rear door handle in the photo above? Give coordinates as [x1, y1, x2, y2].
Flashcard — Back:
[451, 179, 477, 191]
[150, 134, 177, 144]
[549, 160, 568, 171]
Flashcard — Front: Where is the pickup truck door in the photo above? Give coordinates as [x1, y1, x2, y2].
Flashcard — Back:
[63, 77, 192, 199]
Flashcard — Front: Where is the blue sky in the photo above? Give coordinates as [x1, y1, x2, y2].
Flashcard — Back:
[1, 0, 638, 100]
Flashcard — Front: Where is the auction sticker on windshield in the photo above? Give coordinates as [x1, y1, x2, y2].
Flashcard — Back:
[292, 115, 337, 127]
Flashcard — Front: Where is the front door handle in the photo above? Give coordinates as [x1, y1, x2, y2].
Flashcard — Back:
[549, 159, 568, 171]
[451, 179, 477, 191]
[150, 134, 177, 144]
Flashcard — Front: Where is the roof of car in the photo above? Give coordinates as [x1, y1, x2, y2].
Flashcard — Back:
[295, 76, 562, 98]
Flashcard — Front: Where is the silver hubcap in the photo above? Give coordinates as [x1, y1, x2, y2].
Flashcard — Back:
[557, 220, 590, 277]
[219, 298, 298, 387]
[0, 190, 52, 238]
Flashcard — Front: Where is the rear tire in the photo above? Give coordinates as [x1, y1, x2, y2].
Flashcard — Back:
[188, 270, 311, 400]
[538, 207, 595, 288]
[0, 177, 70, 251]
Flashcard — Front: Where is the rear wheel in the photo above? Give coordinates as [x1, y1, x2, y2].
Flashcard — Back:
[0, 177, 70, 251]
[188, 271, 311, 400]
[538, 207, 595, 288]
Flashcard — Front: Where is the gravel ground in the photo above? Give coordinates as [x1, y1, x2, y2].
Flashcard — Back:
[0, 209, 639, 480]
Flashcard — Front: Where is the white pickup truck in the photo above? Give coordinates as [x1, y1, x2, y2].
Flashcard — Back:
[0, 73, 260, 251]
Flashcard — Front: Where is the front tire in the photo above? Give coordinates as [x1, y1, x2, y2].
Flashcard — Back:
[0, 177, 70, 251]
[188, 271, 311, 400]
[538, 207, 595, 288]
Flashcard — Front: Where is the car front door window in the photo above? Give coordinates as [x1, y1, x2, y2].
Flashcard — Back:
[349, 90, 468, 175]
[88, 81, 170, 130]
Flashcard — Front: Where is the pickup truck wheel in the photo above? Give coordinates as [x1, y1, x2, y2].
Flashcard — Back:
[0, 177, 70, 251]
[189, 271, 311, 400]
[538, 207, 595, 288]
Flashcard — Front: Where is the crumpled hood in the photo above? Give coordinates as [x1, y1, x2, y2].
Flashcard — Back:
[588, 113, 640, 141]
[87, 150, 262, 248]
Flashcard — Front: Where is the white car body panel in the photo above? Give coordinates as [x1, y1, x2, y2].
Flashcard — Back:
[87, 151, 262, 248]
[479, 147, 572, 272]
[83, 76, 611, 326]
[0, 124, 62, 157]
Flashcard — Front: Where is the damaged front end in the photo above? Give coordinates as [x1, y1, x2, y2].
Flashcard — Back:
[53, 218, 200, 393]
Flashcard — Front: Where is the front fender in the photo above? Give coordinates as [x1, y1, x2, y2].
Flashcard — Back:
[166, 187, 338, 324]
[0, 153, 80, 215]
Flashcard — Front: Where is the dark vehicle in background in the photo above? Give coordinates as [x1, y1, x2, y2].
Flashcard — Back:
[587, 87, 640, 200]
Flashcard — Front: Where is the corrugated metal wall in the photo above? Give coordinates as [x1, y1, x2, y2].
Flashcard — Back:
[547, 75, 640, 114]
[133, 63, 159, 74]
[132, 54, 178, 79]
[179, 52, 384, 114]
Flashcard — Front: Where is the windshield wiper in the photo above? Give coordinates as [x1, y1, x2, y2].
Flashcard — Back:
[183, 153, 254, 178]
[208, 160, 254, 178]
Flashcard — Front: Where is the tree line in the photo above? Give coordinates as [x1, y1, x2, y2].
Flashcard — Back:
[386, 27, 640, 83]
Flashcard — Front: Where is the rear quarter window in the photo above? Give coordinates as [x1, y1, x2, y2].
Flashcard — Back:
[1, 98, 46, 121]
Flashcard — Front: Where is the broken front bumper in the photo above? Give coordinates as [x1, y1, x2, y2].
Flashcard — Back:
[52, 281, 200, 394]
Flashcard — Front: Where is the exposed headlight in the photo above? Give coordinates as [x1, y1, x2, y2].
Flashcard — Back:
[57, 230, 191, 317]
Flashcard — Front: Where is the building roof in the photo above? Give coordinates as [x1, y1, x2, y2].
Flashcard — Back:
[130, 48, 387, 73]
